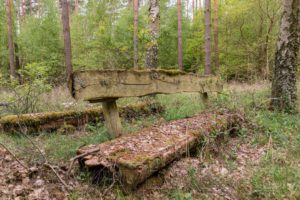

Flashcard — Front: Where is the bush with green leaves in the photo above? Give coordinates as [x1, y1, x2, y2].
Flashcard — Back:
[2, 63, 52, 115]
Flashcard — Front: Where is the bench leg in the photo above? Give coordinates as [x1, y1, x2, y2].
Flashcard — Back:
[102, 100, 122, 138]
[201, 92, 209, 107]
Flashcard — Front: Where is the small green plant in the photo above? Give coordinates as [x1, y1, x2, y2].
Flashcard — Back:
[171, 189, 193, 200]
[2, 63, 52, 114]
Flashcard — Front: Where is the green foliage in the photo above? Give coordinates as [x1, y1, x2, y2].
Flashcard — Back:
[0, 0, 284, 81]
[17, 0, 64, 80]
[170, 190, 193, 200]
[0, 3, 8, 75]
[157, 93, 204, 121]
[249, 110, 300, 199]
[2, 63, 52, 114]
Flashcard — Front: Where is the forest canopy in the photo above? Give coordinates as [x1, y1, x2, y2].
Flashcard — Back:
[0, 0, 289, 82]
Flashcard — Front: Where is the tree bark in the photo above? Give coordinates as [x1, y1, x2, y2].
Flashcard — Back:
[213, 0, 219, 74]
[270, 0, 300, 112]
[186, 0, 189, 18]
[61, 0, 73, 82]
[37, 0, 41, 17]
[128, 0, 133, 8]
[145, 0, 159, 69]
[204, 0, 212, 75]
[29, 0, 32, 15]
[133, 0, 139, 69]
[6, 0, 17, 79]
[75, 0, 79, 15]
[192, 0, 195, 20]
[21, 0, 26, 18]
[178, 0, 183, 70]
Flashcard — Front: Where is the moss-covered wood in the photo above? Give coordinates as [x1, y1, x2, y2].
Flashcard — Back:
[70, 69, 223, 102]
[77, 111, 242, 190]
[0, 101, 164, 134]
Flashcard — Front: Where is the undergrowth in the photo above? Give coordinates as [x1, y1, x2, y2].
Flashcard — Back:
[0, 82, 299, 199]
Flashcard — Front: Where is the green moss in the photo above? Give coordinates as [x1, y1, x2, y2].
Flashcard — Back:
[0, 101, 164, 133]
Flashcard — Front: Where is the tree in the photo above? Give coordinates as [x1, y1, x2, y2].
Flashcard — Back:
[204, 0, 212, 75]
[192, 0, 194, 20]
[133, 0, 139, 69]
[6, 0, 17, 78]
[213, 0, 219, 73]
[177, 0, 183, 70]
[61, 0, 73, 81]
[270, 0, 300, 112]
[75, 0, 79, 15]
[145, 0, 159, 69]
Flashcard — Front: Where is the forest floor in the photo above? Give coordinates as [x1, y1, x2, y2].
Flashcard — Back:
[0, 81, 300, 200]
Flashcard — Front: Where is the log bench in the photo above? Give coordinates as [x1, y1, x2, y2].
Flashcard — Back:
[69, 69, 223, 138]
[77, 111, 242, 190]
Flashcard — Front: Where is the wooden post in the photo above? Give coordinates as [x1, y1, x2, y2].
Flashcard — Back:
[201, 92, 209, 107]
[102, 99, 122, 138]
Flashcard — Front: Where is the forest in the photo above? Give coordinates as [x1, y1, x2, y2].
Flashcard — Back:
[0, 0, 299, 199]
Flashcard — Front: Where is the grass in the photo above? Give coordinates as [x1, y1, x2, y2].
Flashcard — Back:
[0, 82, 300, 199]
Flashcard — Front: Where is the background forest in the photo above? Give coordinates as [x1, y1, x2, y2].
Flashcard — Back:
[0, 0, 288, 82]
[0, 0, 299, 199]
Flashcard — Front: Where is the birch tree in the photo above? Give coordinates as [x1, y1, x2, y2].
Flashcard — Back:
[270, 0, 300, 112]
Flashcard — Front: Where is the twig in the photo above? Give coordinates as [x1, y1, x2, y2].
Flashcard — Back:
[44, 163, 71, 190]
[100, 179, 116, 200]
[0, 142, 29, 170]
[15, 120, 71, 190]
[67, 148, 100, 175]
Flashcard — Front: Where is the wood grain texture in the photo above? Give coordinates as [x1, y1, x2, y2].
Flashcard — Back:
[77, 111, 242, 190]
[70, 69, 223, 102]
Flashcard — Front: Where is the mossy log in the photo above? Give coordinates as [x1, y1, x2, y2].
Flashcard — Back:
[77, 111, 242, 190]
[70, 69, 223, 102]
[0, 101, 164, 134]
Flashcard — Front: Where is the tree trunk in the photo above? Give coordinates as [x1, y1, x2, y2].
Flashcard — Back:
[213, 0, 219, 74]
[37, 0, 41, 17]
[128, 0, 132, 8]
[270, 0, 300, 112]
[145, 0, 159, 69]
[192, 0, 194, 20]
[177, 0, 183, 70]
[6, 0, 17, 79]
[21, 0, 26, 18]
[29, 0, 32, 15]
[204, 0, 212, 75]
[75, 0, 79, 15]
[186, 0, 189, 18]
[133, 0, 139, 69]
[61, 0, 73, 82]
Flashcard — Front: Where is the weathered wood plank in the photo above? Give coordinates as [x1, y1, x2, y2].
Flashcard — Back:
[77, 111, 242, 190]
[70, 69, 223, 102]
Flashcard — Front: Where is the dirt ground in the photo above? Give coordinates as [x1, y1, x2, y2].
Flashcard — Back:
[0, 131, 265, 200]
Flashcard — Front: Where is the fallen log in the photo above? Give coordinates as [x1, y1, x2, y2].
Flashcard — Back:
[77, 111, 242, 191]
[0, 101, 164, 134]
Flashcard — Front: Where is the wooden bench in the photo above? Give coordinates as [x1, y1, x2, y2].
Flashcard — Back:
[69, 69, 223, 138]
